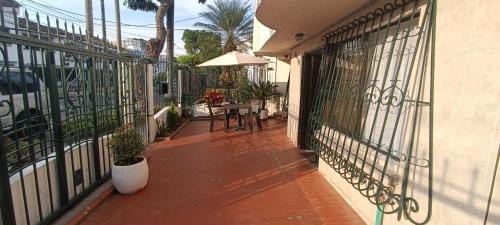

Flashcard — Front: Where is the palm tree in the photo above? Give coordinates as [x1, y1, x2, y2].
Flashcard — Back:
[123, 0, 207, 60]
[195, 0, 253, 53]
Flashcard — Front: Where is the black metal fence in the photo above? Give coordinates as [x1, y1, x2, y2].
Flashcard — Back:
[152, 61, 221, 113]
[0, 9, 149, 225]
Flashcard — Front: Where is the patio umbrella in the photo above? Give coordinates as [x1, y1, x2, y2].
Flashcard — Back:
[196, 51, 270, 104]
[196, 51, 270, 67]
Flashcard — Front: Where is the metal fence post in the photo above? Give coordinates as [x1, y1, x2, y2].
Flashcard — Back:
[113, 61, 122, 126]
[46, 51, 69, 206]
[177, 68, 182, 107]
[87, 57, 102, 181]
[0, 125, 16, 225]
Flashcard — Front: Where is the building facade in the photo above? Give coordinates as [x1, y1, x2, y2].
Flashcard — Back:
[254, 0, 500, 224]
[123, 38, 147, 57]
[252, 1, 291, 116]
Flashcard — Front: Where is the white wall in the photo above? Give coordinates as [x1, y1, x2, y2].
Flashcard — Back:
[8, 136, 112, 225]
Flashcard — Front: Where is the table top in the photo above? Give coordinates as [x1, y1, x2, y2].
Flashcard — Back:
[223, 104, 252, 109]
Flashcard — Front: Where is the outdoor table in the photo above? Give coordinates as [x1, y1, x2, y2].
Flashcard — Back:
[223, 104, 253, 131]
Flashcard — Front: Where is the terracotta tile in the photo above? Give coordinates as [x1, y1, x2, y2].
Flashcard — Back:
[80, 120, 365, 225]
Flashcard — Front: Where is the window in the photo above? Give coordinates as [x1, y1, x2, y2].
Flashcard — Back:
[310, 17, 420, 158]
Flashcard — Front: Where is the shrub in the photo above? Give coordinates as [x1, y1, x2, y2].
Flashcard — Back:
[250, 81, 281, 110]
[203, 88, 224, 107]
[110, 124, 145, 166]
[166, 103, 180, 127]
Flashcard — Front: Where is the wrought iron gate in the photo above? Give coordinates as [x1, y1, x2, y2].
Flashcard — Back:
[0, 9, 149, 225]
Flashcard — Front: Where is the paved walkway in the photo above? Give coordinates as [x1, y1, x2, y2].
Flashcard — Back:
[81, 120, 365, 225]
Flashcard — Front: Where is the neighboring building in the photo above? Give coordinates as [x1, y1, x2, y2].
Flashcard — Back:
[254, 0, 500, 225]
[0, 0, 116, 71]
[252, 0, 291, 116]
[123, 38, 147, 57]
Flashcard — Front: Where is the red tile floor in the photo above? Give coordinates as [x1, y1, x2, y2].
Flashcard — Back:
[80, 119, 365, 225]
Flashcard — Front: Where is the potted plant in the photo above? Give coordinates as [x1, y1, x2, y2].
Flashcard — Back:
[110, 124, 148, 194]
[250, 81, 281, 120]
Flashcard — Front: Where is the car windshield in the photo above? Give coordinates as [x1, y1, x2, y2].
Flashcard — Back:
[0, 72, 40, 95]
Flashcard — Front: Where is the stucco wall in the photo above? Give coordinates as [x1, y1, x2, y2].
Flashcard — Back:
[285, 0, 500, 224]
[8, 136, 112, 225]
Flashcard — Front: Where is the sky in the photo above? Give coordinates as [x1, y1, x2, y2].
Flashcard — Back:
[17, 0, 254, 56]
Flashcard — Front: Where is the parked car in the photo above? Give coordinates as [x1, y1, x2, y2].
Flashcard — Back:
[0, 72, 49, 138]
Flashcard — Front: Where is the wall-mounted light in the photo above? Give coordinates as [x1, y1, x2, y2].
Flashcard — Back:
[294, 33, 304, 41]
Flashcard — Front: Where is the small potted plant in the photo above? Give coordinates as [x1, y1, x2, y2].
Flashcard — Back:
[250, 81, 281, 120]
[110, 124, 148, 194]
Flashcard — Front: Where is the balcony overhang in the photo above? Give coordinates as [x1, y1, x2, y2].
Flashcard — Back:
[255, 0, 372, 56]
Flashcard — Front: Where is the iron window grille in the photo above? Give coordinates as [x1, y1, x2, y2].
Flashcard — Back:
[304, 0, 435, 224]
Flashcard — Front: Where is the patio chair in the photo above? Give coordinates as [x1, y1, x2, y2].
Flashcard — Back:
[208, 104, 227, 132]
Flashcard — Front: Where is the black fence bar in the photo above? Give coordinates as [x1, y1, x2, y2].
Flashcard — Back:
[46, 51, 69, 207]
[0, 127, 16, 225]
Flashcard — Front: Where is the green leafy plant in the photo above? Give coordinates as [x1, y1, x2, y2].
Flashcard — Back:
[3, 137, 38, 171]
[110, 124, 145, 166]
[250, 81, 281, 110]
[235, 77, 253, 103]
[62, 112, 118, 145]
[219, 72, 235, 100]
[156, 120, 169, 138]
[166, 102, 180, 127]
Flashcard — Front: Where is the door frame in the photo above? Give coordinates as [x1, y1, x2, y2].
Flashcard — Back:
[297, 49, 322, 150]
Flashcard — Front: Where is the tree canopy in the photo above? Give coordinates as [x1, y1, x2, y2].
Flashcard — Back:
[123, 0, 207, 59]
[177, 30, 223, 67]
[195, 0, 253, 53]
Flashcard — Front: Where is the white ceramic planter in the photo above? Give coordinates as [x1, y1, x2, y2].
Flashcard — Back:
[112, 157, 149, 194]
[212, 107, 224, 114]
[260, 109, 269, 120]
[239, 108, 250, 115]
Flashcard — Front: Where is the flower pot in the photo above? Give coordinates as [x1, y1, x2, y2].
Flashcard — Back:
[260, 109, 269, 120]
[212, 107, 224, 114]
[112, 157, 149, 194]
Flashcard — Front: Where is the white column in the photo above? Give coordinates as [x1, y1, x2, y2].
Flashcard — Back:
[146, 64, 156, 143]
[178, 69, 182, 108]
